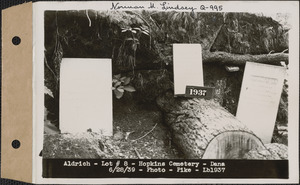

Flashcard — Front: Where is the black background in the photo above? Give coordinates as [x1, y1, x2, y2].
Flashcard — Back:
[42, 159, 288, 179]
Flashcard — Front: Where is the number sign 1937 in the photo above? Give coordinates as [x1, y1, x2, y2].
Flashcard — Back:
[185, 86, 214, 99]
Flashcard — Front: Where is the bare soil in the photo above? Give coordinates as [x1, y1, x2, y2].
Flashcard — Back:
[43, 97, 184, 159]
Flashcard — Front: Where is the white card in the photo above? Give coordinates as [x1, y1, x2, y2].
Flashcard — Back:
[236, 62, 286, 143]
[173, 44, 203, 95]
[60, 58, 112, 135]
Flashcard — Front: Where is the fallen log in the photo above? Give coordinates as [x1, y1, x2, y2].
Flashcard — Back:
[202, 51, 288, 66]
[156, 91, 266, 159]
[243, 143, 288, 160]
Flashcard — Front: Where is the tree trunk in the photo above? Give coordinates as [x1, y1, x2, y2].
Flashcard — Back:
[243, 143, 288, 160]
[156, 91, 265, 159]
[129, 51, 289, 72]
[203, 51, 288, 66]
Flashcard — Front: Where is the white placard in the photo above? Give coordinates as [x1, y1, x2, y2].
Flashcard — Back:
[236, 62, 286, 143]
[59, 58, 112, 135]
[173, 44, 203, 95]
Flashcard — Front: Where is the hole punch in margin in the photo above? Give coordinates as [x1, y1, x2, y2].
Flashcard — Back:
[12, 36, 21, 45]
[12, 139, 21, 149]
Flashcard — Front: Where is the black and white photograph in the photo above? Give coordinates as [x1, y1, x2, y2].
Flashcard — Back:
[30, 1, 299, 183]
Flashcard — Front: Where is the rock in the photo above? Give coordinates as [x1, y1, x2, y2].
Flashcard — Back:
[113, 130, 124, 141]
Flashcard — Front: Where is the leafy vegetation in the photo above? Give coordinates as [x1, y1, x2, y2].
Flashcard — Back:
[114, 26, 150, 72]
[112, 74, 136, 99]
